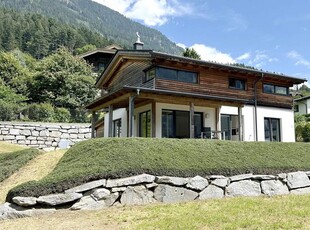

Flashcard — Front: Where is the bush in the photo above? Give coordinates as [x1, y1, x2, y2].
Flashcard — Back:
[26, 103, 55, 122]
[302, 123, 310, 142]
[54, 107, 71, 122]
[0, 100, 21, 121]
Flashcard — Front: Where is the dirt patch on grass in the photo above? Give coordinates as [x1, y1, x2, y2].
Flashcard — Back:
[0, 150, 66, 203]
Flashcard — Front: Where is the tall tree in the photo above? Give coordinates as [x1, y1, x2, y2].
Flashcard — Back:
[183, 47, 201, 60]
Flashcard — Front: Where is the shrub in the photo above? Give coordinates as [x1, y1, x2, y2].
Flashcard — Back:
[54, 107, 71, 122]
[26, 103, 55, 122]
[302, 123, 310, 142]
[0, 100, 21, 121]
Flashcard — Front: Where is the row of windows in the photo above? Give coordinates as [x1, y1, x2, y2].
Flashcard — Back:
[145, 67, 289, 95]
[145, 67, 198, 83]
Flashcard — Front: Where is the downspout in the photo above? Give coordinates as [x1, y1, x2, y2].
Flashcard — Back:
[253, 73, 264, 141]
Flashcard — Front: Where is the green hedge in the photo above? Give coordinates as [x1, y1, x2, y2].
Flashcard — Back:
[0, 148, 41, 183]
[6, 138, 310, 201]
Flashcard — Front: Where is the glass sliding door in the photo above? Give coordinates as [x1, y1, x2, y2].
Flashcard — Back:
[264, 118, 281, 142]
[161, 109, 202, 138]
[139, 110, 151, 137]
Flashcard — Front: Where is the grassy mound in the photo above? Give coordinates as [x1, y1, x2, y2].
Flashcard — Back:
[0, 147, 41, 183]
[7, 138, 310, 201]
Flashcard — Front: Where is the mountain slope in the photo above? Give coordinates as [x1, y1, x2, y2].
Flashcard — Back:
[0, 0, 183, 55]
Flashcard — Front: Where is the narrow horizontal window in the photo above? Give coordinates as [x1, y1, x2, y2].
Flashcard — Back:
[156, 67, 198, 84]
[263, 84, 288, 95]
[229, 78, 246, 90]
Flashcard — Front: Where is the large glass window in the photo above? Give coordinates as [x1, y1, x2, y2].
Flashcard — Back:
[162, 110, 202, 138]
[139, 110, 151, 137]
[263, 84, 288, 95]
[146, 67, 198, 84]
[229, 78, 246, 90]
[264, 118, 281, 142]
[113, 119, 122, 137]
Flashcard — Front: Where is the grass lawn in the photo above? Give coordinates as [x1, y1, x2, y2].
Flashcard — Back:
[1, 195, 310, 229]
[7, 138, 310, 200]
[0, 142, 41, 183]
[0, 149, 66, 203]
[0, 142, 27, 154]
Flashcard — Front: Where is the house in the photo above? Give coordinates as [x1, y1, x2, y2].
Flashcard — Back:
[79, 44, 122, 74]
[86, 40, 306, 142]
[294, 95, 310, 115]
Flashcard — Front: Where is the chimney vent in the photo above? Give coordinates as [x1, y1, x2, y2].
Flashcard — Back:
[133, 32, 144, 50]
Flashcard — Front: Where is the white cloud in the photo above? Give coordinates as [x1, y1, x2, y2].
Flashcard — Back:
[287, 50, 310, 68]
[92, 0, 193, 26]
[236, 52, 250, 61]
[247, 50, 278, 68]
[176, 43, 186, 49]
[190, 44, 235, 64]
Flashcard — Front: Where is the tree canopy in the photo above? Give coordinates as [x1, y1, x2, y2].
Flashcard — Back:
[183, 48, 201, 60]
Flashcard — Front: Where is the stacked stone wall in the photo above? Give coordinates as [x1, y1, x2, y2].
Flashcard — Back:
[2, 171, 310, 220]
[0, 122, 91, 151]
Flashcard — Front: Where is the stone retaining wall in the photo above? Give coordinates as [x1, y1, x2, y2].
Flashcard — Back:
[2, 171, 310, 220]
[0, 122, 91, 151]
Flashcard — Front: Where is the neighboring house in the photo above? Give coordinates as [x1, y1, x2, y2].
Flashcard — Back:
[80, 44, 122, 74]
[294, 95, 310, 115]
[86, 40, 306, 142]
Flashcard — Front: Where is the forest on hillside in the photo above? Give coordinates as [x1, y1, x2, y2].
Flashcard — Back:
[0, 8, 113, 59]
[0, 0, 183, 55]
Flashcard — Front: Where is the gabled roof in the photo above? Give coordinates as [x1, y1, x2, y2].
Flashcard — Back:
[295, 95, 310, 102]
[79, 44, 122, 59]
[95, 49, 307, 88]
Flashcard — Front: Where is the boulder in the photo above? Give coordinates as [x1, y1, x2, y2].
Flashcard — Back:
[106, 174, 155, 187]
[120, 186, 155, 205]
[91, 188, 110, 200]
[261, 180, 289, 196]
[199, 185, 224, 200]
[154, 184, 198, 203]
[71, 192, 119, 210]
[186, 175, 209, 191]
[37, 193, 83, 206]
[0, 202, 55, 221]
[156, 176, 189, 186]
[287, 171, 310, 189]
[290, 187, 310, 195]
[65, 179, 106, 194]
[226, 180, 261, 197]
[251, 175, 276, 180]
[211, 178, 229, 188]
[229, 174, 253, 182]
[12, 196, 37, 207]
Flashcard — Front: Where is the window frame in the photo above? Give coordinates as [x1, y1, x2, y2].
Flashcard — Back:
[228, 78, 246, 90]
[139, 110, 151, 138]
[263, 83, 289, 96]
[145, 66, 199, 84]
[264, 117, 281, 142]
[113, 119, 122, 137]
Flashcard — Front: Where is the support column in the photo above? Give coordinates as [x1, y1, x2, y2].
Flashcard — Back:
[216, 107, 222, 140]
[152, 100, 156, 137]
[91, 111, 96, 138]
[238, 107, 243, 141]
[128, 96, 135, 137]
[108, 105, 113, 137]
[189, 102, 195, 138]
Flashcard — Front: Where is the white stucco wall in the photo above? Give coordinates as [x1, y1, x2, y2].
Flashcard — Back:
[104, 108, 128, 137]
[104, 104, 295, 142]
[295, 99, 310, 115]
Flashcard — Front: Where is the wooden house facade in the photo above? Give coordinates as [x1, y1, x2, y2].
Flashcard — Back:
[86, 48, 306, 142]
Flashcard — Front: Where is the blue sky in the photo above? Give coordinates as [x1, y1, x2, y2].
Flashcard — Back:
[93, 0, 310, 85]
